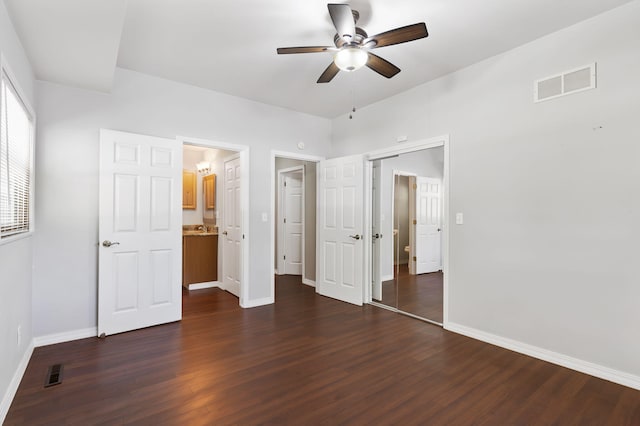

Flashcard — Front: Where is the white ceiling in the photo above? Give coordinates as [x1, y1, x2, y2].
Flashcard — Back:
[4, 0, 635, 118]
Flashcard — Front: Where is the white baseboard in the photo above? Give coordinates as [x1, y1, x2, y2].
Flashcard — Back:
[241, 297, 274, 308]
[187, 281, 220, 291]
[33, 327, 97, 348]
[381, 274, 394, 282]
[0, 339, 34, 423]
[302, 278, 316, 287]
[445, 322, 640, 391]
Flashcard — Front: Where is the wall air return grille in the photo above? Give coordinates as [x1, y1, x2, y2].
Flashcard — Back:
[534, 63, 596, 103]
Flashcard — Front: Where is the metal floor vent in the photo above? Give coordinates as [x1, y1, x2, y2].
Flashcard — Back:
[44, 364, 64, 388]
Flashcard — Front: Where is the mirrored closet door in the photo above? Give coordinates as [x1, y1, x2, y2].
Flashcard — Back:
[370, 147, 445, 324]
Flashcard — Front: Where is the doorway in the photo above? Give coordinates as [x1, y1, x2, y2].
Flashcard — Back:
[271, 151, 323, 300]
[179, 136, 250, 307]
[277, 166, 304, 276]
[181, 144, 236, 292]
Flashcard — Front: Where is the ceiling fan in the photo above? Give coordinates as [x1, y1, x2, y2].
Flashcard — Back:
[277, 3, 428, 83]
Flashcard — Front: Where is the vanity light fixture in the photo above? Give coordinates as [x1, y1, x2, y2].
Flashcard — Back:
[197, 161, 211, 174]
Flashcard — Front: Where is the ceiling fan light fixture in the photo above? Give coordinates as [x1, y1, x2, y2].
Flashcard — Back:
[334, 46, 368, 72]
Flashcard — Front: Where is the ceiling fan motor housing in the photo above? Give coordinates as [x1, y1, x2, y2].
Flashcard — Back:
[334, 26, 368, 48]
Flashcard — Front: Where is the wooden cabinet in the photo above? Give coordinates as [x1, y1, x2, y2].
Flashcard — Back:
[182, 235, 218, 286]
[203, 174, 216, 210]
[182, 170, 197, 209]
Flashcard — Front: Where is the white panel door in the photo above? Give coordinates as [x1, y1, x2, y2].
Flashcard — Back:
[98, 129, 182, 336]
[223, 156, 242, 297]
[284, 172, 303, 275]
[317, 155, 364, 306]
[415, 177, 442, 274]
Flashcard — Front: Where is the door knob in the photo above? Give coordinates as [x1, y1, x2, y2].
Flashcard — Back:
[102, 240, 120, 247]
[222, 231, 228, 236]
[349, 234, 361, 240]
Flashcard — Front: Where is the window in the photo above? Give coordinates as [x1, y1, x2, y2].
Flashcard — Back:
[0, 65, 34, 239]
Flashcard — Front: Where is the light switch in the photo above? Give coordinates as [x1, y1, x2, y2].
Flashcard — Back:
[456, 213, 464, 225]
[261, 212, 268, 222]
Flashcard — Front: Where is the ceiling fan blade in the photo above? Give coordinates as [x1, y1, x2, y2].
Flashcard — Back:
[317, 62, 340, 83]
[328, 3, 356, 42]
[277, 46, 335, 54]
[366, 52, 401, 78]
[364, 23, 428, 49]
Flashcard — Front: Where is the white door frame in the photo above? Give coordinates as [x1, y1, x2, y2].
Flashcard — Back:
[177, 136, 251, 308]
[390, 170, 417, 274]
[270, 150, 324, 301]
[277, 166, 305, 277]
[364, 135, 450, 326]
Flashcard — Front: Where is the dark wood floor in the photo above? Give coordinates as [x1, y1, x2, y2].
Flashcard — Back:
[6, 276, 640, 425]
[381, 264, 443, 323]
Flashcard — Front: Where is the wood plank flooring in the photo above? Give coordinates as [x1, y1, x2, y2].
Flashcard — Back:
[380, 265, 443, 322]
[5, 275, 640, 425]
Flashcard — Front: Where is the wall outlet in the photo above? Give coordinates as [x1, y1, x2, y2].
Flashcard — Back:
[456, 213, 464, 225]
[17, 325, 21, 346]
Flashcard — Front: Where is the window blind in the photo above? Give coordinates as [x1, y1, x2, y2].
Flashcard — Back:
[0, 71, 32, 238]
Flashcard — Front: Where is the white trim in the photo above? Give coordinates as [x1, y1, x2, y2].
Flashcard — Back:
[0, 340, 33, 424]
[0, 54, 37, 240]
[240, 297, 274, 308]
[178, 136, 250, 309]
[271, 150, 325, 163]
[302, 278, 316, 287]
[363, 135, 450, 326]
[0, 54, 35, 117]
[270, 150, 324, 303]
[33, 327, 97, 347]
[366, 135, 448, 161]
[380, 274, 394, 282]
[187, 281, 220, 291]
[0, 231, 32, 246]
[445, 322, 640, 391]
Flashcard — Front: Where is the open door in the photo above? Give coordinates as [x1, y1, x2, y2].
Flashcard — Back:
[317, 155, 365, 305]
[280, 169, 304, 275]
[98, 129, 182, 336]
[413, 176, 442, 274]
[223, 154, 242, 297]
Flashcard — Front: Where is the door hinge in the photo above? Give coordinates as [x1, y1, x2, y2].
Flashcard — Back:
[284, 255, 286, 260]
[284, 181, 287, 187]
[242, 234, 245, 239]
[413, 256, 417, 261]
[413, 183, 417, 190]
[284, 218, 286, 223]
[413, 219, 417, 225]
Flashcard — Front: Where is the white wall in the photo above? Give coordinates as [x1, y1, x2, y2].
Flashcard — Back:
[0, 0, 35, 421]
[33, 67, 332, 337]
[333, 1, 640, 379]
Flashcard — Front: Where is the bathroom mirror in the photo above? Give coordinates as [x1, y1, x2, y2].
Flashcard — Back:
[370, 147, 444, 324]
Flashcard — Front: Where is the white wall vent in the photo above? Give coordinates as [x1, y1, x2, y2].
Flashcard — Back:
[534, 63, 596, 103]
